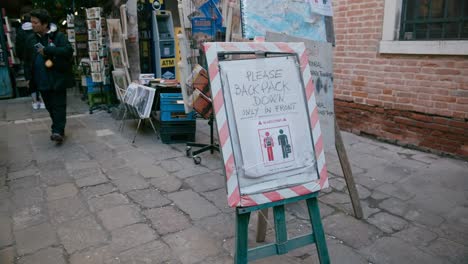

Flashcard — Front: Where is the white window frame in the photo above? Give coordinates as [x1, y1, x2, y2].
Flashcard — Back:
[379, 0, 468, 55]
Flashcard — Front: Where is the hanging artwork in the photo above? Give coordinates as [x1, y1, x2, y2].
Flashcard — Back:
[107, 19, 123, 48]
[112, 69, 129, 101]
[91, 72, 102, 82]
[88, 41, 99, 51]
[110, 48, 124, 68]
[67, 29, 75, 42]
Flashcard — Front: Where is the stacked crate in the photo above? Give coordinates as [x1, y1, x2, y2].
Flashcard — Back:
[158, 93, 196, 144]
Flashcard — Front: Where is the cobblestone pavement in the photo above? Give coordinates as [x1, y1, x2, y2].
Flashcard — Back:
[0, 96, 467, 263]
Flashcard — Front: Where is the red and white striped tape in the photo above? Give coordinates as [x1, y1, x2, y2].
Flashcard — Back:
[203, 42, 329, 207]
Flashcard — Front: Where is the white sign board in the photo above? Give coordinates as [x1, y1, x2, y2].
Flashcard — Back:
[203, 42, 329, 207]
[266, 32, 335, 147]
[219, 56, 317, 195]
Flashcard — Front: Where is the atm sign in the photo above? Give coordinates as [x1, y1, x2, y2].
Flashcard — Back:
[161, 58, 175, 68]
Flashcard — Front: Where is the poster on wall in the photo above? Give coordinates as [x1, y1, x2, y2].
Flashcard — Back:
[266, 31, 335, 146]
[240, 0, 326, 41]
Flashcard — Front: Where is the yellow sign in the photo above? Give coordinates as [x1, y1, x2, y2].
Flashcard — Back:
[161, 58, 175, 68]
[149, 0, 163, 4]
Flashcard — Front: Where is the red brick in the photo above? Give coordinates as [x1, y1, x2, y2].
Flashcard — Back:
[448, 119, 468, 129]
[410, 113, 433, 122]
[352, 91, 368, 97]
[431, 95, 456, 103]
[435, 68, 461, 75]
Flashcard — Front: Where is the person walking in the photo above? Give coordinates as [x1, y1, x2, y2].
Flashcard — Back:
[24, 9, 74, 143]
[16, 13, 45, 110]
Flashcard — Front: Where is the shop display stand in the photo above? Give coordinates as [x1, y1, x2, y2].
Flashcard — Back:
[185, 113, 219, 165]
[119, 101, 158, 144]
[86, 7, 110, 114]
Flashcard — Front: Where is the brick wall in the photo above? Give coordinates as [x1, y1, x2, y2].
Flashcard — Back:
[333, 0, 468, 158]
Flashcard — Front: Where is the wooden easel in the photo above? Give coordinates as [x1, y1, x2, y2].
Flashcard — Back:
[235, 192, 330, 264]
[256, 121, 363, 243]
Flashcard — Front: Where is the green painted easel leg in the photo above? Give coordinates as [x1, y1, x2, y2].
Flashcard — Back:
[273, 205, 288, 255]
[235, 210, 251, 264]
[307, 197, 330, 264]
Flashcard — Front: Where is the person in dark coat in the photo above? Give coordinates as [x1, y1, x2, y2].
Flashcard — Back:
[24, 9, 74, 143]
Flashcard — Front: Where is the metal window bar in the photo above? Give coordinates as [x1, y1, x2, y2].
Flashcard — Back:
[400, 0, 468, 40]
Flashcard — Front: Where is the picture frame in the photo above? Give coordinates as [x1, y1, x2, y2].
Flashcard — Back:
[89, 51, 99, 61]
[91, 72, 102, 83]
[66, 14, 75, 27]
[90, 61, 101, 72]
[124, 83, 138, 106]
[67, 29, 76, 42]
[88, 41, 99, 51]
[87, 19, 99, 30]
[120, 5, 128, 39]
[107, 19, 123, 48]
[88, 29, 99, 41]
[110, 47, 124, 68]
[133, 85, 155, 119]
[112, 69, 129, 101]
[86, 7, 100, 19]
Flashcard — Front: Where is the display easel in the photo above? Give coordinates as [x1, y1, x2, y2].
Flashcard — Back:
[236, 192, 329, 263]
[185, 114, 219, 164]
[119, 88, 158, 144]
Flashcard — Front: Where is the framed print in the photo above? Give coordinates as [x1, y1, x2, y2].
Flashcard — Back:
[90, 61, 101, 72]
[107, 19, 122, 47]
[67, 29, 75, 42]
[91, 72, 102, 82]
[88, 41, 99, 51]
[88, 29, 99, 41]
[89, 51, 99, 61]
[86, 7, 100, 19]
[133, 85, 155, 119]
[120, 4, 128, 39]
[67, 14, 75, 27]
[110, 48, 124, 68]
[203, 42, 328, 207]
[112, 69, 129, 101]
[124, 83, 138, 106]
[87, 19, 99, 30]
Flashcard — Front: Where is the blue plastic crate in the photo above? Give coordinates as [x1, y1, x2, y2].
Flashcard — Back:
[88, 85, 111, 94]
[160, 110, 196, 122]
[160, 93, 185, 112]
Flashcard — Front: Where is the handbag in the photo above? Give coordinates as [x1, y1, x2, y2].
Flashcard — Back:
[285, 144, 291, 153]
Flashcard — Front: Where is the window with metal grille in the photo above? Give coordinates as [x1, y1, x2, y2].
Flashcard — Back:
[399, 0, 468, 40]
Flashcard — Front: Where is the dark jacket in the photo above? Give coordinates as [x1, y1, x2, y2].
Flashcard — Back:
[24, 25, 74, 91]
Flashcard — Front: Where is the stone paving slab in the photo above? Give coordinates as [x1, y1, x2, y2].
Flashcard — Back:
[15, 222, 58, 255]
[1, 99, 467, 263]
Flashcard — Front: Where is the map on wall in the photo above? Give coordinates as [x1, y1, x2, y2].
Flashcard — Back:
[240, 0, 327, 41]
